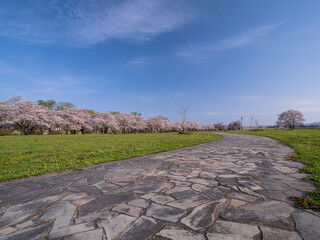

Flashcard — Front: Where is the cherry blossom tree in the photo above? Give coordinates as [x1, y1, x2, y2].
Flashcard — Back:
[2, 96, 50, 135]
[58, 108, 93, 134]
[0, 96, 218, 135]
[93, 112, 118, 134]
[277, 110, 305, 129]
[0, 100, 14, 129]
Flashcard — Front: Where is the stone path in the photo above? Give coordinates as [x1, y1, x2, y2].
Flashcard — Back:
[0, 133, 320, 240]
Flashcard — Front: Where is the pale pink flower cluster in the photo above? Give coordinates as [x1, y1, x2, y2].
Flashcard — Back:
[0, 96, 216, 135]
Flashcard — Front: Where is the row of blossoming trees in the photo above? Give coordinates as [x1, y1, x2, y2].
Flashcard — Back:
[0, 96, 215, 135]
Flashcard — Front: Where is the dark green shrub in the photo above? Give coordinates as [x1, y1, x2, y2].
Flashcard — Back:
[0, 129, 14, 136]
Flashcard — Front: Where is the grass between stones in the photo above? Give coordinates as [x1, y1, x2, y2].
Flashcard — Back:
[0, 131, 222, 182]
[229, 129, 320, 210]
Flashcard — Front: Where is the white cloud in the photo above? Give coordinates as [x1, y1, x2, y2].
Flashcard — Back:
[0, 0, 196, 45]
[124, 58, 148, 67]
[177, 22, 284, 61]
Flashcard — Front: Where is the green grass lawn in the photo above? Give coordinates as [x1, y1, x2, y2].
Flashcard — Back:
[0, 131, 222, 182]
[229, 128, 320, 209]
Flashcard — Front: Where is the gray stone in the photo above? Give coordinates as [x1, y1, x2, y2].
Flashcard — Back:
[40, 201, 77, 230]
[188, 178, 219, 186]
[191, 184, 210, 192]
[216, 177, 238, 185]
[204, 186, 229, 199]
[92, 181, 118, 192]
[112, 203, 142, 217]
[0, 194, 64, 228]
[49, 222, 95, 239]
[260, 226, 302, 240]
[146, 203, 185, 222]
[222, 200, 295, 230]
[166, 186, 191, 194]
[0, 227, 17, 237]
[181, 199, 229, 230]
[128, 199, 149, 208]
[151, 194, 175, 204]
[63, 229, 103, 240]
[78, 192, 137, 218]
[102, 214, 136, 240]
[117, 216, 164, 240]
[172, 190, 198, 199]
[167, 194, 210, 210]
[292, 212, 320, 240]
[0, 207, 5, 216]
[156, 226, 206, 240]
[0, 222, 52, 240]
[207, 221, 260, 240]
[226, 191, 258, 202]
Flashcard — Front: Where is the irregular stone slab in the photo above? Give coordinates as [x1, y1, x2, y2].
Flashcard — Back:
[167, 194, 211, 210]
[170, 180, 192, 187]
[92, 181, 118, 192]
[102, 214, 136, 240]
[49, 222, 95, 239]
[128, 199, 149, 208]
[172, 190, 198, 199]
[238, 186, 265, 198]
[40, 201, 77, 230]
[199, 171, 217, 179]
[0, 227, 17, 237]
[75, 210, 115, 224]
[216, 177, 238, 185]
[222, 200, 295, 230]
[188, 170, 202, 178]
[0, 222, 52, 240]
[191, 184, 210, 192]
[156, 226, 206, 240]
[273, 166, 296, 174]
[227, 199, 247, 209]
[112, 203, 142, 217]
[188, 178, 219, 186]
[181, 199, 229, 230]
[226, 191, 258, 202]
[292, 212, 320, 240]
[140, 193, 156, 199]
[166, 186, 191, 194]
[167, 175, 187, 181]
[62, 193, 87, 201]
[134, 182, 170, 194]
[204, 186, 230, 199]
[207, 220, 260, 240]
[146, 203, 186, 222]
[117, 216, 164, 240]
[14, 220, 33, 229]
[0, 194, 64, 228]
[0, 207, 5, 216]
[78, 192, 137, 218]
[260, 226, 302, 240]
[63, 229, 103, 240]
[72, 195, 97, 206]
[151, 194, 175, 204]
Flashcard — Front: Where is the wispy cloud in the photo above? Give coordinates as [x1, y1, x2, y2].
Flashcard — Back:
[240, 95, 259, 100]
[177, 22, 284, 61]
[124, 58, 148, 67]
[0, 0, 196, 45]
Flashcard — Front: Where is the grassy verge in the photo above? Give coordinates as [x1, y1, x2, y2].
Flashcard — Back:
[0, 131, 222, 182]
[227, 129, 320, 210]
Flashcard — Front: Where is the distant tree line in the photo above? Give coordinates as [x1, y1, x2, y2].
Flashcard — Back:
[0, 96, 216, 135]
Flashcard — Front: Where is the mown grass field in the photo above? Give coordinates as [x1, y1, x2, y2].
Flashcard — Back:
[0, 131, 222, 182]
[230, 128, 320, 209]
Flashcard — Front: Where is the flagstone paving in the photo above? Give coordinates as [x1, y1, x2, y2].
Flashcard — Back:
[0, 133, 319, 240]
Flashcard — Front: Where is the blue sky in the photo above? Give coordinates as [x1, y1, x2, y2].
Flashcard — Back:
[0, 0, 320, 125]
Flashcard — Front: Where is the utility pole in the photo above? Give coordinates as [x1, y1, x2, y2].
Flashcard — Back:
[241, 117, 243, 131]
